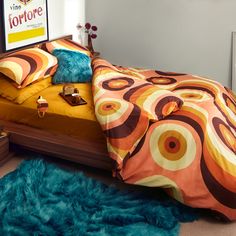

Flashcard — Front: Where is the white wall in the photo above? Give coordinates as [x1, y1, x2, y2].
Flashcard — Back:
[86, 0, 236, 88]
[48, 0, 85, 40]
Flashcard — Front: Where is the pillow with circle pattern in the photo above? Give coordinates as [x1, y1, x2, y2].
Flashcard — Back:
[0, 48, 58, 88]
[41, 39, 91, 57]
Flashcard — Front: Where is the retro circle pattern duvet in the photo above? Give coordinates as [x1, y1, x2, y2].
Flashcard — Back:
[92, 58, 236, 220]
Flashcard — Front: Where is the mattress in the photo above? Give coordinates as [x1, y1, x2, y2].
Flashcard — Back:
[0, 82, 106, 146]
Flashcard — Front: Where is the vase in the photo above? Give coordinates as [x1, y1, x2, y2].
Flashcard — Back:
[81, 32, 88, 47]
[87, 34, 94, 53]
[78, 33, 83, 45]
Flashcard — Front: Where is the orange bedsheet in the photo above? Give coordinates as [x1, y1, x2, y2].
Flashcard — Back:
[0, 83, 106, 145]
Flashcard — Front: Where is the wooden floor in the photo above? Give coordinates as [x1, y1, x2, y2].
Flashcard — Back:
[0, 151, 235, 236]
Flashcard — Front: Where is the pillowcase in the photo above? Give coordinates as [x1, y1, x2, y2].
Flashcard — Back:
[0, 75, 52, 104]
[0, 48, 58, 88]
[52, 49, 92, 84]
[41, 39, 91, 57]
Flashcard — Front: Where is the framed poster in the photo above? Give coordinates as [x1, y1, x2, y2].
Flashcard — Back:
[2, 0, 49, 52]
[232, 32, 236, 92]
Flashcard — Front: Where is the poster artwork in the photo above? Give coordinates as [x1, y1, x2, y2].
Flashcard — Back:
[2, 0, 48, 51]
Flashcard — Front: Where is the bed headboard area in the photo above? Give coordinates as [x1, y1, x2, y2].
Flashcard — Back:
[0, 35, 73, 59]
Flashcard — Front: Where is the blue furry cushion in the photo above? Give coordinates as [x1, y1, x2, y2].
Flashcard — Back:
[52, 49, 92, 84]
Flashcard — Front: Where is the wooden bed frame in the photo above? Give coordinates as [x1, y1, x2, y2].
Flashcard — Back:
[0, 35, 114, 171]
[1, 120, 113, 170]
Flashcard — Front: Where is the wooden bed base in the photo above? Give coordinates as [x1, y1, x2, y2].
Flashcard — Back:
[1, 120, 114, 171]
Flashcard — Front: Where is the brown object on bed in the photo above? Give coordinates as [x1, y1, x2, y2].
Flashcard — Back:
[63, 84, 75, 95]
[59, 92, 87, 106]
[60, 84, 86, 106]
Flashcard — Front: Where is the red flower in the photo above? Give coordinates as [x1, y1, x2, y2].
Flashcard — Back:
[85, 23, 91, 30]
[91, 26, 97, 31]
[77, 22, 98, 41]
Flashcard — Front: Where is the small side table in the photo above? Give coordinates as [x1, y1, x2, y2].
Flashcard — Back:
[0, 125, 12, 165]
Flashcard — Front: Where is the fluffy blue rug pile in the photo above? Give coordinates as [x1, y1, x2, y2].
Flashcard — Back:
[0, 158, 198, 235]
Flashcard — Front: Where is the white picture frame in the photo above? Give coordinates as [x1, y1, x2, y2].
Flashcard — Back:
[2, 0, 49, 52]
[232, 32, 236, 92]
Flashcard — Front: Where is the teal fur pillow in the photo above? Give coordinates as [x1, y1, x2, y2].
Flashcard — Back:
[52, 49, 92, 84]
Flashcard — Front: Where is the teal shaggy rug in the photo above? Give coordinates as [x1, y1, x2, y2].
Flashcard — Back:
[0, 158, 198, 236]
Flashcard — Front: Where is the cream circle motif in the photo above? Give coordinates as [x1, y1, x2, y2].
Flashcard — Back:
[95, 98, 130, 125]
[150, 123, 197, 171]
[174, 89, 211, 102]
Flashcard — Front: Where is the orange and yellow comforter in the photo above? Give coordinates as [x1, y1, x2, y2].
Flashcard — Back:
[92, 58, 236, 221]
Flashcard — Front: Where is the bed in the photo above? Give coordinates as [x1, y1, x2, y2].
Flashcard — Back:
[0, 35, 236, 221]
[0, 35, 113, 170]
